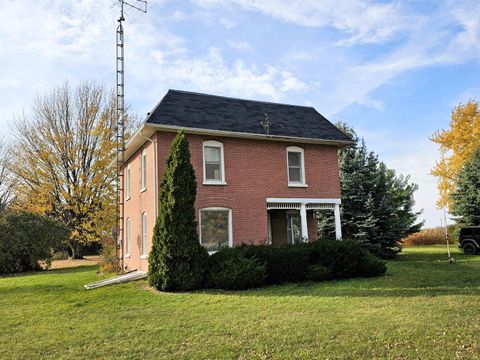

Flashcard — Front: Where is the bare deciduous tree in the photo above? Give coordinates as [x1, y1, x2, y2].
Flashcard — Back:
[0, 141, 14, 211]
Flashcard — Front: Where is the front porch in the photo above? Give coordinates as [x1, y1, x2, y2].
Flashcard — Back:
[267, 198, 342, 244]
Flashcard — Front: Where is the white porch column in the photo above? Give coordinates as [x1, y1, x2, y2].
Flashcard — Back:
[334, 204, 342, 240]
[300, 203, 308, 241]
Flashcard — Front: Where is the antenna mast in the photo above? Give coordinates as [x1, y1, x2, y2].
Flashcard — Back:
[116, 0, 147, 273]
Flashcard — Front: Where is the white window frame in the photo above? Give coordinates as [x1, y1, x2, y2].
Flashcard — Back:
[141, 212, 147, 258]
[125, 165, 131, 200]
[202, 141, 226, 185]
[141, 149, 147, 192]
[286, 146, 307, 187]
[199, 207, 233, 253]
[125, 217, 131, 257]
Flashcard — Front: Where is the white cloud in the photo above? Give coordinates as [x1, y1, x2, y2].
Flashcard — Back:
[228, 40, 253, 52]
[198, 0, 416, 45]
[149, 47, 306, 100]
[220, 18, 236, 29]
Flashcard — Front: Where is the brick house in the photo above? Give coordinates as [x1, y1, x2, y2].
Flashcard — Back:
[122, 90, 352, 272]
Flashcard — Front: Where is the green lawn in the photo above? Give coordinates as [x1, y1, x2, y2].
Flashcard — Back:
[1, 246, 479, 359]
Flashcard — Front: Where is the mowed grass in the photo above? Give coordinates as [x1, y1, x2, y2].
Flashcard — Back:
[1, 246, 480, 359]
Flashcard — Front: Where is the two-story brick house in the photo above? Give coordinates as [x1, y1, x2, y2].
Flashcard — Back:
[122, 90, 352, 272]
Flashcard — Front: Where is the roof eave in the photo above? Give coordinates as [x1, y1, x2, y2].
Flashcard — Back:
[121, 122, 353, 162]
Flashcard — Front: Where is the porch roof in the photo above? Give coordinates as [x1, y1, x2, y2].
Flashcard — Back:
[266, 198, 340, 210]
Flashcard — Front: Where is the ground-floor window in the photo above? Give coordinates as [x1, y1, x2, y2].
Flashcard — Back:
[126, 217, 131, 255]
[141, 212, 147, 256]
[199, 208, 232, 252]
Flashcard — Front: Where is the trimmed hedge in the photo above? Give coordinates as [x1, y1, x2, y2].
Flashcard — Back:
[207, 240, 386, 290]
[206, 247, 266, 290]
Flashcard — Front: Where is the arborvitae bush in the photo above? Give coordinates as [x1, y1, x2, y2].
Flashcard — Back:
[148, 131, 208, 291]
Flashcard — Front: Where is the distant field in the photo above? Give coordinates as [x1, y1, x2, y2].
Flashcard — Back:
[1, 245, 479, 359]
[402, 227, 454, 246]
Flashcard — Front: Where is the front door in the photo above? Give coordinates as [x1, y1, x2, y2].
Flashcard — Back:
[286, 211, 301, 244]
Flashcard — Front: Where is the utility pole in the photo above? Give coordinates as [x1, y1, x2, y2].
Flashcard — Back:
[115, 0, 147, 273]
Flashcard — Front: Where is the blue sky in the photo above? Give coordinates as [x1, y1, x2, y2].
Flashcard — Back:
[1, 0, 480, 227]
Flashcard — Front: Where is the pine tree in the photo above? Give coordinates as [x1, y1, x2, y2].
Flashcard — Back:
[319, 123, 422, 258]
[148, 131, 208, 291]
[451, 147, 480, 226]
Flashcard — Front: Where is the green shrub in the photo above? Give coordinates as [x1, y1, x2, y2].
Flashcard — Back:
[148, 131, 208, 291]
[242, 244, 310, 284]
[309, 240, 386, 278]
[207, 240, 386, 289]
[207, 248, 266, 290]
[306, 264, 333, 281]
[0, 211, 70, 274]
[358, 253, 387, 277]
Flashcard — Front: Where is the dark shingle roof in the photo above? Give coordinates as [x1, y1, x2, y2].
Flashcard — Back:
[145, 90, 352, 143]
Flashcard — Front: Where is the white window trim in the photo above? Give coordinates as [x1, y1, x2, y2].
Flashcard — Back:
[141, 149, 147, 192]
[286, 146, 307, 187]
[202, 141, 226, 185]
[141, 212, 147, 258]
[199, 207, 233, 254]
[125, 165, 131, 200]
[125, 217, 131, 257]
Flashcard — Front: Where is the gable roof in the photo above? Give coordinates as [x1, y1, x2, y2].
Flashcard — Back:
[144, 90, 352, 144]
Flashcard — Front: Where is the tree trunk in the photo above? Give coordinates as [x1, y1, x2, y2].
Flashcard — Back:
[68, 240, 84, 259]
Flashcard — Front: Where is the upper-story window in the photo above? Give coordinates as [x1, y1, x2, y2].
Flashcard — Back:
[125, 165, 131, 200]
[203, 141, 225, 185]
[287, 146, 306, 186]
[141, 149, 147, 192]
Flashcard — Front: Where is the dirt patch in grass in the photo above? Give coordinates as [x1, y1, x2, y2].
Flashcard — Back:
[49, 255, 101, 269]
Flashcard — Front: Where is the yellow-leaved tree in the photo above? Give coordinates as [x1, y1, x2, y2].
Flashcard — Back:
[7, 81, 135, 258]
[431, 99, 480, 209]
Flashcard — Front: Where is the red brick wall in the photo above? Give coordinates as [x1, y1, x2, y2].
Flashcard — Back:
[124, 131, 340, 270]
[123, 137, 156, 272]
[158, 132, 340, 244]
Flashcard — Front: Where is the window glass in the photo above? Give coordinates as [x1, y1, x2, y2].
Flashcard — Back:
[200, 210, 229, 252]
[206, 163, 221, 180]
[126, 218, 131, 254]
[141, 151, 146, 190]
[462, 228, 473, 236]
[205, 146, 221, 162]
[286, 212, 301, 244]
[288, 152, 301, 167]
[288, 151, 303, 183]
[142, 213, 147, 255]
[204, 145, 223, 181]
[126, 166, 130, 199]
[288, 167, 302, 183]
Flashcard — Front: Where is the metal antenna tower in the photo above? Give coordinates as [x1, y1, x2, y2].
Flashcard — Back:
[116, 0, 147, 273]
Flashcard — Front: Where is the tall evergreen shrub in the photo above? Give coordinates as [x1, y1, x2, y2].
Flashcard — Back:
[148, 131, 208, 291]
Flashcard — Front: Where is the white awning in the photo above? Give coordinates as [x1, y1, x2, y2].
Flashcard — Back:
[266, 197, 340, 210]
